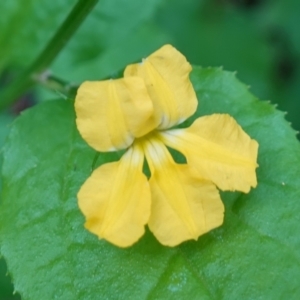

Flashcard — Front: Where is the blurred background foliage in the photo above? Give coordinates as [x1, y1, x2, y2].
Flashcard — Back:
[0, 0, 299, 298]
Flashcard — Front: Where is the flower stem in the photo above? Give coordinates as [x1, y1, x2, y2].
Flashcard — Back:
[37, 74, 79, 99]
[0, 0, 98, 110]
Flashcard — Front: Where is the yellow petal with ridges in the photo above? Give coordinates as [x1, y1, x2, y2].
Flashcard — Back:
[75, 77, 157, 152]
[78, 145, 151, 247]
[160, 114, 258, 192]
[124, 44, 198, 129]
[140, 136, 224, 247]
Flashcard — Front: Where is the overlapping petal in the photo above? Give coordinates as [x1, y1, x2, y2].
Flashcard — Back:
[124, 44, 198, 129]
[160, 114, 258, 192]
[78, 145, 151, 247]
[140, 136, 224, 247]
[75, 77, 157, 152]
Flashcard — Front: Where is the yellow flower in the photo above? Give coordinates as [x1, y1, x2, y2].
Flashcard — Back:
[75, 44, 258, 248]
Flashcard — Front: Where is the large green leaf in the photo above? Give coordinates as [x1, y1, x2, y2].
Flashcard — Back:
[1, 67, 300, 299]
[0, 112, 15, 191]
[0, 112, 19, 300]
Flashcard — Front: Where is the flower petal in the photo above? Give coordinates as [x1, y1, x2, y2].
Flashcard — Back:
[160, 114, 258, 192]
[78, 145, 151, 247]
[75, 77, 157, 152]
[124, 44, 198, 129]
[141, 137, 224, 247]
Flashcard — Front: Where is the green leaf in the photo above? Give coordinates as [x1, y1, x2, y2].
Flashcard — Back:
[0, 113, 13, 145]
[0, 112, 14, 190]
[1, 67, 300, 299]
[0, 113, 19, 300]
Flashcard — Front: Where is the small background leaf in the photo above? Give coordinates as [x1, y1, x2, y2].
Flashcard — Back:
[0, 0, 77, 70]
[1, 67, 300, 299]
